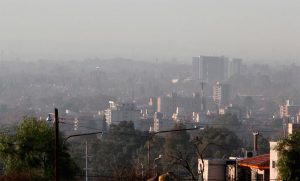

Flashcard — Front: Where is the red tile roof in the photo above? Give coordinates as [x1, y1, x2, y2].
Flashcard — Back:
[238, 154, 270, 169]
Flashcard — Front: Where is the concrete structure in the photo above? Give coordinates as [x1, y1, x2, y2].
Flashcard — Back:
[104, 101, 140, 126]
[192, 55, 229, 82]
[198, 159, 227, 181]
[153, 112, 174, 132]
[269, 123, 300, 180]
[287, 122, 300, 134]
[156, 92, 204, 118]
[238, 154, 270, 181]
[279, 99, 300, 121]
[201, 56, 229, 82]
[192, 56, 201, 80]
[230, 58, 242, 77]
[269, 142, 279, 181]
[213, 82, 231, 107]
[224, 105, 242, 119]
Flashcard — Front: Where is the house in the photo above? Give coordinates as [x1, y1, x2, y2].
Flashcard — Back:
[198, 159, 227, 181]
[238, 154, 270, 181]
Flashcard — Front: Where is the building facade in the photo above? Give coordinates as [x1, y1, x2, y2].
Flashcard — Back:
[213, 81, 231, 107]
[279, 99, 300, 122]
[230, 58, 242, 77]
[105, 101, 140, 126]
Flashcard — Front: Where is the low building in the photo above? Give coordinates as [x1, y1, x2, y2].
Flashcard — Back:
[238, 154, 270, 181]
[198, 159, 227, 181]
[104, 101, 141, 126]
[279, 99, 300, 121]
[269, 142, 279, 181]
[152, 112, 175, 132]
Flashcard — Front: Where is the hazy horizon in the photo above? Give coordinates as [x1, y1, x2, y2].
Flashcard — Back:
[0, 0, 299, 62]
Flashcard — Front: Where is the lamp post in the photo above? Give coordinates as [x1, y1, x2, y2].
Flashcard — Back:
[154, 154, 163, 177]
[55, 108, 59, 181]
[147, 126, 204, 178]
[46, 108, 59, 181]
[62, 131, 105, 149]
[47, 109, 105, 181]
[62, 131, 105, 181]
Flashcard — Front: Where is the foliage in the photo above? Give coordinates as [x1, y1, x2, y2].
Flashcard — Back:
[0, 171, 43, 181]
[193, 126, 241, 181]
[161, 123, 197, 180]
[276, 131, 300, 181]
[257, 133, 270, 154]
[91, 121, 148, 180]
[0, 117, 79, 181]
[194, 126, 241, 158]
[211, 113, 241, 131]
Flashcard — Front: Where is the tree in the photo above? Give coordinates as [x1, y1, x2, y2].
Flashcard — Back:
[0, 117, 79, 181]
[211, 113, 241, 131]
[257, 133, 270, 154]
[92, 121, 148, 180]
[193, 126, 242, 181]
[276, 131, 300, 181]
[161, 124, 197, 180]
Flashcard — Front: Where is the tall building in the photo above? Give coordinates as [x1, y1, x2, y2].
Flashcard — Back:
[230, 58, 242, 77]
[201, 56, 229, 82]
[192, 56, 201, 80]
[192, 56, 229, 82]
[213, 82, 231, 107]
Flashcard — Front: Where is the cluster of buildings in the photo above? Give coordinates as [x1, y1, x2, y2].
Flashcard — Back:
[101, 55, 276, 133]
[279, 99, 300, 123]
[76, 55, 299, 181]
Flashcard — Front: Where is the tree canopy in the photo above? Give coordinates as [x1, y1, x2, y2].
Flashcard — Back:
[0, 117, 79, 181]
[91, 121, 148, 180]
[276, 131, 300, 181]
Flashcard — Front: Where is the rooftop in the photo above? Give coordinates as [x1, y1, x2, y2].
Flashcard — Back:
[238, 154, 270, 170]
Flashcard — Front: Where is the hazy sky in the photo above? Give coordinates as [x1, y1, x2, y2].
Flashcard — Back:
[0, 0, 299, 62]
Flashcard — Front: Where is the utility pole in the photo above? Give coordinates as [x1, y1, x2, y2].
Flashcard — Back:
[55, 108, 59, 181]
[85, 141, 88, 181]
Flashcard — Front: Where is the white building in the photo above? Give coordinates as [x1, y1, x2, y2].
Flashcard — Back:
[153, 112, 163, 132]
[269, 141, 279, 180]
[192, 56, 201, 80]
[198, 159, 227, 181]
[105, 101, 140, 126]
[213, 82, 231, 107]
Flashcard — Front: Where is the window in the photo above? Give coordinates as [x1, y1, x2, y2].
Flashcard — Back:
[272, 161, 276, 168]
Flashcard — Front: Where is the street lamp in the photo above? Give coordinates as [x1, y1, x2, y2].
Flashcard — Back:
[62, 131, 105, 149]
[46, 108, 60, 181]
[147, 126, 204, 178]
[62, 131, 105, 181]
[154, 154, 163, 177]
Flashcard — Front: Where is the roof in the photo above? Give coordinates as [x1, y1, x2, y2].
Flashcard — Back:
[238, 154, 270, 170]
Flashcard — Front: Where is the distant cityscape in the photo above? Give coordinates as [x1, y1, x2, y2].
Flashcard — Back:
[0, 56, 299, 180]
